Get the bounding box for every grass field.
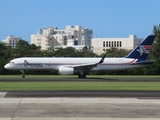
[0,82,160,91]
[0,75,160,79]
[0,75,160,91]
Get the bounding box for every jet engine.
[58,67,74,75]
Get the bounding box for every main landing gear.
[78,70,86,78]
[20,70,25,78]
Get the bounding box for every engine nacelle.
[58,67,74,75]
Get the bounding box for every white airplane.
[4,35,155,78]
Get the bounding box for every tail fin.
[125,35,155,59]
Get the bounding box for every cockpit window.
[9,61,14,64]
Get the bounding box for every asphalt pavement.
[0,77,160,82]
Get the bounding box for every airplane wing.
[70,55,106,70]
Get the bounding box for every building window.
[111,41,113,47]
[103,49,105,51]
[114,41,116,47]
[103,41,105,47]
[117,41,119,47]
[106,41,108,47]
[120,41,122,47]
[109,41,111,47]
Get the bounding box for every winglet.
[98,54,106,64]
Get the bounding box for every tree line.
[1,24,160,75]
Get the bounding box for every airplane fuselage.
[5,57,146,71]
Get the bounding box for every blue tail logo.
[137,45,152,56]
[126,35,155,59]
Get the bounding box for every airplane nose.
[4,64,9,69]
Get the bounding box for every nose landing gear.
[20,70,25,78]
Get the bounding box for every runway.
[0,97,160,120]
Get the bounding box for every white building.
[31,25,93,50]
[91,35,143,55]
[31,27,57,50]
[2,35,22,48]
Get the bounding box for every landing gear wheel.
[78,70,87,78]
[78,74,82,78]
[22,75,25,78]
[20,70,25,78]
[78,73,86,78]
[83,75,86,78]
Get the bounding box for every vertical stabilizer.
[125,35,155,59]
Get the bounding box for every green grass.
[0,75,160,79]
[0,82,160,91]
[0,75,160,91]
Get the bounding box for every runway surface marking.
[0,92,7,98]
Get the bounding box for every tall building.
[81,28,93,45]
[2,35,22,48]
[31,27,57,50]
[91,35,143,55]
[31,25,93,50]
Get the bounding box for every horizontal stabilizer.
[132,60,154,65]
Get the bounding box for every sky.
[0,0,160,43]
